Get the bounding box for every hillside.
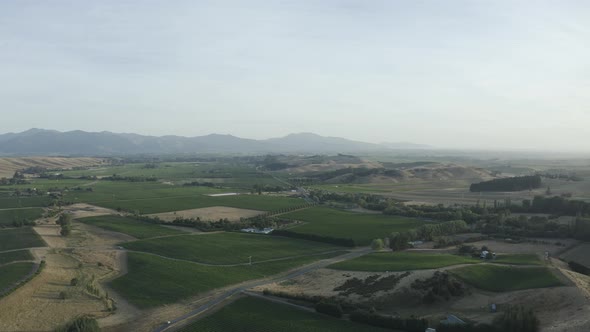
[0,129,430,156]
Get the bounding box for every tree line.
[470,175,542,192]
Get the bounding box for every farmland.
[561,243,590,269]
[0,262,35,292]
[93,193,305,214]
[0,208,44,226]
[77,215,186,239]
[0,227,46,251]
[0,250,34,265]
[329,252,478,272]
[178,296,389,332]
[121,232,342,265]
[111,251,344,308]
[493,254,542,266]
[450,265,562,292]
[282,207,425,246]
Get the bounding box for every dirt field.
[253,264,590,332]
[149,206,264,222]
[0,157,106,178]
[466,238,578,256]
[63,203,118,219]
[0,219,140,331]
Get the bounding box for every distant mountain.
[0,129,430,156]
[379,141,431,149]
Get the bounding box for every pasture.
[0,208,44,226]
[450,265,562,292]
[0,250,34,265]
[77,215,186,239]
[282,207,425,246]
[178,296,389,332]
[111,251,343,308]
[329,252,478,272]
[0,227,46,251]
[0,262,35,292]
[122,232,341,265]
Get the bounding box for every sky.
[0,0,589,151]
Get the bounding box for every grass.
[0,250,34,265]
[0,227,46,251]
[450,265,563,292]
[77,215,186,239]
[329,252,478,272]
[492,254,542,266]
[0,196,52,209]
[122,232,341,264]
[0,262,35,291]
[0,208,45,226]
[111,251,344,308]
[282,207,425,246]
[178,296,389,332]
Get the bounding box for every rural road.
[153,247,373,332]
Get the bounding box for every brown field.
[148,206,264,222]
[0,221,139,331]
[0,157,106,178]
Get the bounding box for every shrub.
[493,305,539,332]
[54,316,100,332]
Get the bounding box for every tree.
[371,238,384,250]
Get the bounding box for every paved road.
[153,247,372,332]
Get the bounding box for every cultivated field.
[149,206,263,222]
[560,243,590,268]
[0,250,34,265]
[178,296,389,332]
[0,227,46,251]
[0,208,44,226]
[111,251,344,308]
[0,262,35,292]
[121,232,342,265]
[78,215,186,239]
[0,157,105,178]
[282,207,425,245]
[329,252,478,272]
[451,265,563,292]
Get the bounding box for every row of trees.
[389,220,468,250]
[470,175,542,192]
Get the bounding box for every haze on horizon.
[1,1,589,152]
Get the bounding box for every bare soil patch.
[466,238,577,256]
[149,206,264,222]
[0,157,105,178]
[63,203,118,219]
[0,249,109,331]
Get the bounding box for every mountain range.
[0,129,430,156]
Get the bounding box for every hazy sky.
[1,1,589,150]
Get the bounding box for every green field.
[493,254,542,266]
[60,162,286,188]
[0,208,44,226]
[0,227,46,251]
[0,262,35,292]
[0,250,34,265]
[0,196,51,209]
[451,265,562,292]
[122,232,341,265]
[329,252,478,272]
[282,207,425,246]
[111,251,344,308]
[90,192,305,214]
[78,215,186,239]
[178,296,389,332]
